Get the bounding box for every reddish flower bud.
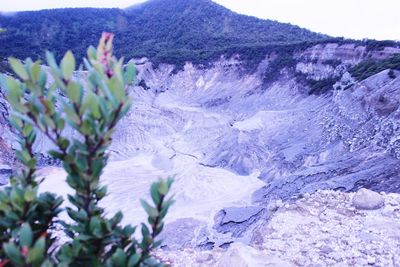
[21,246,29,257]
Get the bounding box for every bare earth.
[156,190,400,267]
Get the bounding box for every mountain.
[1,0,400,261]
[0,0,328,65]
[18,43,400,254]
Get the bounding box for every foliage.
[0,0,328,68]
[0,58,11,74]
[349,54,400,81]
[0,33,173,266]
[321,59,342,67]
[264,50,297,83]
[363,39,400,51]
[294,71,340,95]
[388,69,396,79]
[306,77,340,95]
[1,0,399,73]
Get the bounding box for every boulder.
[352,188,384,210]
[0,165,11,186]
[214,206,265,237]
[157,218,206,250]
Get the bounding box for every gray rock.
[381,205,397,216]
[0,176,8,185]
[353,188,384,210]
[367,255,376,265]
[157,218,206,250]
[221,206,264,224]
[0,166,11,185]
[319,245,334,254]
[214,206,265,237]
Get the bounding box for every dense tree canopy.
[0,0,328,66]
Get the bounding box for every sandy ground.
[39,152,265,227]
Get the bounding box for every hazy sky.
[1,0,399,41]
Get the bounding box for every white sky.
[0,0,399,41]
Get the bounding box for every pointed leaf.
[128,254,141,267]
[66,81,82,103]
[61,51,76,80]
[9,58,29,80]
[19,223,33,247]
[124,62,136,85]
[3,243,24,265]
[140,199,158,218]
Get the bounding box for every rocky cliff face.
[1,42,400,251]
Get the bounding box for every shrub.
[388,69,396,79]
[264,52,297,83]
[350,54,400,81]
[0,33,174,266]
[306,77,339,95]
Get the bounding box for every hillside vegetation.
[350,54,400,81]
[0,0,328,66]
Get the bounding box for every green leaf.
[22,123,33,137]
[24,189,36,202]
[5,76,24,109]
[141,199,158,218]
[89,216,102,236]
[61,51,76,80]
[167,176,174,188]
[120,99,132,117]
[3,243,24,265]
[27,238,45,265]
[27,247,44,266]
[9,57,29,80]
[38,71,47,88]
[150,183,160,204]
[56,118,66,131]
[43,115,56,130]
[154,223,164,236]
[124,62,136,85]
[34,237,45,252]
[143,257,162,266]
[153,240,163,248]
[64,105,81,125]
[19,223,33,247]
[97,75,119,107]
[16,149,32,165]
[31,61,41,82]
[46,51,59,73]
[110,211,123,226]
[111,248,127,266]
[141,223,150,238]
[26,159,37,170]
[48,150,64,160]
[58,138,70,150]
[157,180,169,196]
[96,185,107,199]
[84,91,101,118]
[107,76,125,102]
[87,46,97,61]
[128,253,141,267]
[66,81,83,103]
[67,208,88,222]
[5,75,22,94]
[80,119,92,135]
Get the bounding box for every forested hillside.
[0,0,328,65]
